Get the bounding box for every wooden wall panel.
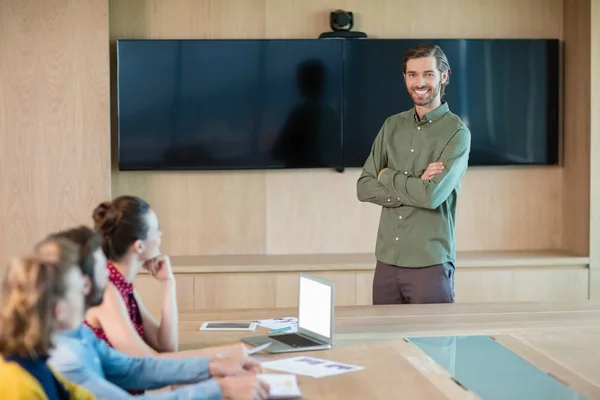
[562,0,591,257]
[134,266,589,317]
[455,267,589,302]
[264,0,563,39]
[266,167,563,254]
[0,0,110,268]
[590,0,600,298]
[110,0,571,257]
[265,170,379,254]
[114,172,267,255]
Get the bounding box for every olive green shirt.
[356,102,471,268]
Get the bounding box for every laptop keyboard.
[270,333,322,348]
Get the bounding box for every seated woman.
[0,241,94,399]
[85,195,245,360]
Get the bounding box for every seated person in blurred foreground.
[39,226,270,400]
[0,242,94,399]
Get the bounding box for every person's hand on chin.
[143,255,174,282]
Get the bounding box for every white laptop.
[241,273,335,353]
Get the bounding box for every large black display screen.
[343,39,560,167]
[116,38,560,170]
[117,39,343,170]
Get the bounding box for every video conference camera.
[319,10,367,39]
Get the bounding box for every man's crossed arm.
[378,128,470,210]
[357,126,470,210]
[356,122,403,208]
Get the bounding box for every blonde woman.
[0,239,94,399]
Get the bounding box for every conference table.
[178,302,600,399]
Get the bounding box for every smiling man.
[357,43,471,305]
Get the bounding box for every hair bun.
[92,201,120,236]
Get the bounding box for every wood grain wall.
[563,0,591,257]
[590,0,600,298]
[0,0,594,308]
[0,0,110,270]
[110,0,578,257]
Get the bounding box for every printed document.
[262,356,364,378]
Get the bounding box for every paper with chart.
[258,374,302,399]
[261,356,364,378]
[255,317,298,333]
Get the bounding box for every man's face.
[404,56,448,107]
[55,267,87,331]
[86,248,108,308]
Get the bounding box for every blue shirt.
[48,324,222,400]
[5,355,70,400]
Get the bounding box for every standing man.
[357,43,471,305]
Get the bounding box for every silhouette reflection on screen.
[272,59,339,168]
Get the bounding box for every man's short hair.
[36,225,102,279]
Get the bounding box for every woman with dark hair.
[0,242,93,399]
[85,195,246,363]
[85,195,178,361]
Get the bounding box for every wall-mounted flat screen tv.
[343,39,560,168]
[116,38,560,171]
[116,39,344,170]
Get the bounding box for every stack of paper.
[258,373,302,399]
[262,356,364,379]
[255,317,298,333]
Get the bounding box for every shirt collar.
[59,324,86,339]
[107,262,134,295]
[412,101,450,124]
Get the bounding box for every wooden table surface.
[179,302,600,399]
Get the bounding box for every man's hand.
[218,375,270,400]
[420,162,444,180]
[377,167,389,180]
[236,356,263,374]
[209,356,263,377]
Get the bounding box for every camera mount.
[319,10,367,39]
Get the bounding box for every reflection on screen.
[298,276,332,338]
[117,39,343,170]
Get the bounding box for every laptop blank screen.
[298,276,332,338]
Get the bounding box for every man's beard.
[409,82,441,107]
[86,285,105,308]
